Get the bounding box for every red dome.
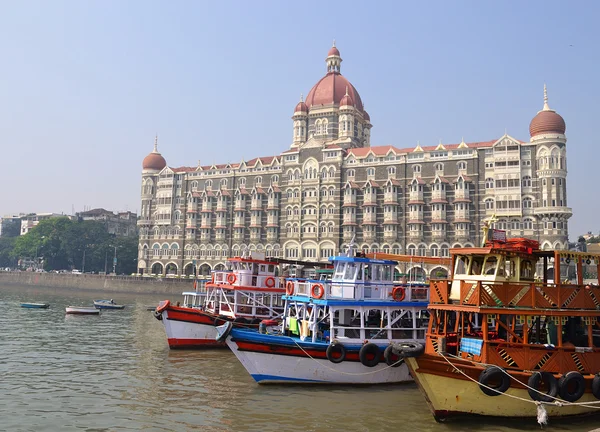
[143,152,166,171]
[529,110,566,137]
[305,73,364,112]
[340,93,353,107]
[328,46,340,57]
[294,100,308,113]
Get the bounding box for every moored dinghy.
[93,299,125,310]
[21,302,50,309]
[66,306,100,315]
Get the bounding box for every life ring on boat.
[478,366,510,396]
[311,284,325,299]
[392,286,406,302]
[326,341,346,364]
[227,273,237,284]
[359,343,381,368]
[265,276,276,288]
[156,300,170,313]
[592,374,600,399]
[527,371,558,402]
[384,345,403,367]
[559,371,586,402]
[285,281,294,295]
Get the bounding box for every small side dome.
[327,46,340,57]
[294,100,308,113]
[340,92,353,107]
[142,136,167,171]
[363,110,370,122]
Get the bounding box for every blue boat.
[21,302,50,309]
[93,299,125,310]
[216,242,427,384]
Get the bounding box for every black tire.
[359,343,381,367]
[592,374,600,399]
[153,311,163,321]
[391,341,425,358]
[559,371,586,402]
[215,321,233,343]
[326,342,346,364]
[528,371,558,402]
[384,345,403,367]
[478,366,510,396]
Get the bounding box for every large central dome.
[304,44,364,113]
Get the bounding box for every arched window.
[430,244,439,257]
[239,178,246,186]
[407,245,416,256]
[347,169,355,178]
[457,161,467,170]
[485,178,494,189]
[367,168,375,177]
[523,197,533,208]
[413,165,421,174]
[523,218,534,230]
[485,198,494,210]
[388,166,396,175]
[206,180,212,188]
[323,119,329,135]
[522,176,532,187]
[220,178,228,188]
[440,244,449,257]
[315,120,322,135]
[255,176,262,185]
[434,163,444,172]
[418,244,427,256]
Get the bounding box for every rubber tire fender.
[478,366,510,396]
[359,343,381,368]
[326,342,346,364]
[391,341,425,358]
[592,374,600,399]
[558,371,586,402]
[528,371,558,402]
[384,345,403,367]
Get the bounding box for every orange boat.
[397,228,600,424]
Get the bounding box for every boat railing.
[430,278,600,310]
[287,278,429,302]
[211,270,285,290]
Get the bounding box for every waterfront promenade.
[0,271,195,295]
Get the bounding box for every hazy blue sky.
[1,1,598,238]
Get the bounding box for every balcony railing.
[287,279,429,302]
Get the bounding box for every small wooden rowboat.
[65,306,100,315]
[21,302,50,309]
[93,299,125,310]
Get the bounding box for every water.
[1,284,599,432]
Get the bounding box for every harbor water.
[2,284,600,432]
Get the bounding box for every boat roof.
[330,255,398,265]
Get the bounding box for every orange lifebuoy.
[211,273,215,284]
[265,276,276,288]
[286,281,294,295]
[227,273,237,284]
[311,283,325,299]
[392,286,406,302]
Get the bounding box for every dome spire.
[543,83,550,111]
[153,134,158,153]
[300,93,303,102]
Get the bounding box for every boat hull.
[94,304,125,310]
[21,303,49,309]
[161,308,226,348]
[65,307,100,315]
[405,356,600,420]
[226,330,413,384]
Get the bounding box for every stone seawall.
[0,272,198,296]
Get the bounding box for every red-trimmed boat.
[399,228,600,424]
[155,252,316,349]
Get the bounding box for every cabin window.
[484,256,498,275]
[455,256,469,275]
[268,265,275,273]
[344,263,356,280]
[260,265,266,272]
[470,257,484,276]
[520,260,534,280]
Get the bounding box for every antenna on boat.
[481,213,498,247]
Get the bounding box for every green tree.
[0,237,16,267]
[1,219,20,237]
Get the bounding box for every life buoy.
[326,342,346,364]
[265,276,276,288]
[392,286,406,302]
[227,273,237,284]
[384,345,403,367]
[528,371,558,402]
[359,343,381,367]
[559,371,586,402]
[593,374,600,400]
[478,366,510,396]
[156,300,170,313]
[311,284,325,299]
[285,281,294,295]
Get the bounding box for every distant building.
[77,208,138,237]
[0,214,23,237]
[20,213,67,235]
[137,43,572,277]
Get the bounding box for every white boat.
[21,302,50,309]
[93,299,125,309]
[65,306,100,315]
[217,243,429,384]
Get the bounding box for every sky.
[1,1,598,239]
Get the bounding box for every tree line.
[0,217,138,275]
